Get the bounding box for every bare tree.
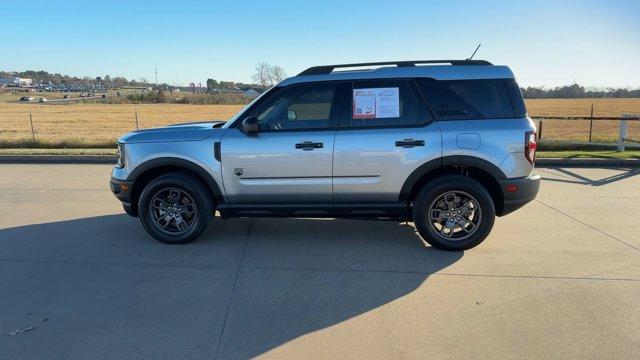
[252,62,271,86]
[252,62,287,86]
[269,65,286,84]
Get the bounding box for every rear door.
[333,79,442,206]
[221,82,340,205]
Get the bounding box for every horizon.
[2,0,639,88]
[3,68,640,91]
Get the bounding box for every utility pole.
[154,67,158,87]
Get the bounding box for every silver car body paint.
[332,123,442,202]
[220,128,336,203]
[112,64,535,209]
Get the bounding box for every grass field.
[0,103,243,147]
[526,98,640,143]
[0,98,639,148]
[525,98,640,117]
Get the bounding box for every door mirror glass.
[287,109,297,121]
[242,116,259,134]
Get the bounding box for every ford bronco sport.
[110,60,540,251]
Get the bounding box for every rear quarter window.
[504,78,527,118]
[418,79,516,120]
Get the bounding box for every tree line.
[521,83,640,99]
[0,70,148,86]
[8,69,638,99]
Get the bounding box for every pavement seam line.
[0,257,237,270]
[535,199,640,252]
[1,256,638,282]
[214,218,252,360]
[240,265,640,282]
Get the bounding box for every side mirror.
[287,109,297,121]
[241,116,259,134]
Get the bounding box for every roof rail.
[298,60,493,76]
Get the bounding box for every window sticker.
[353,87,400,119]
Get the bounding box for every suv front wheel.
[413,175,495,251]
[138,173,212,244]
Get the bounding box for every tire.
[138,173,213,244]
[413,175,495,251]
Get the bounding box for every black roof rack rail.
[298,60,492,76]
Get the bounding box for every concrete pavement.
[0,165,638,359]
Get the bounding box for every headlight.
[116,143,125,168]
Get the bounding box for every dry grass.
[1,98,639,147]
[0,103,243,147]
[525,98,640,117]
[525,98,640,143]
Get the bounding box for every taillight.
[525,131,537,165]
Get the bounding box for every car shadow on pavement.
[539,167,640,186]
[0,214,463,359]
[219,217,464,359]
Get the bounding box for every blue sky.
[2,0,639,88]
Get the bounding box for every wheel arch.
[399,156,505,215]
[127,157,224,216]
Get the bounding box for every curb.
[0,155,639,167]
[0,155,117,164]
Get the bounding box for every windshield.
[221,87,275,129]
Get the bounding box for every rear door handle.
[395,139,425,148]
[295,141,324,150]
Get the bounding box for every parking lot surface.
[1,164,639,359]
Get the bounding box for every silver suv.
[110,60,540,251]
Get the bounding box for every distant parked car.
[39,97,48,102]
[101,94,106,98]
[19,96,31,102]
[63,95,69,99]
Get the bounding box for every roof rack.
[298,60,493,76]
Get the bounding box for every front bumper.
[110,177,137,217]
[496,173,541,216]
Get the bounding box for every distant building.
[0,76,32,87]
[243,88,260,98]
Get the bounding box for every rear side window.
[418,79,515,120]
[342,80,432,128]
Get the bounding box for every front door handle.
[395,139,425,148]
[295,141,324,150]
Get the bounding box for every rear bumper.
[110,178,137,217]
[496,173,541,216]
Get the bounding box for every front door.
[221,82,341,206]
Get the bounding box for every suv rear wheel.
[138,173,212,244]
[413,175,495,251]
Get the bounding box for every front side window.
[253,83,337,131]
[343,80,431,128]
[418,79,515,119]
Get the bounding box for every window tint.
[254,83,337,131]
[418,79,515,119]
[343,80,431,128]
